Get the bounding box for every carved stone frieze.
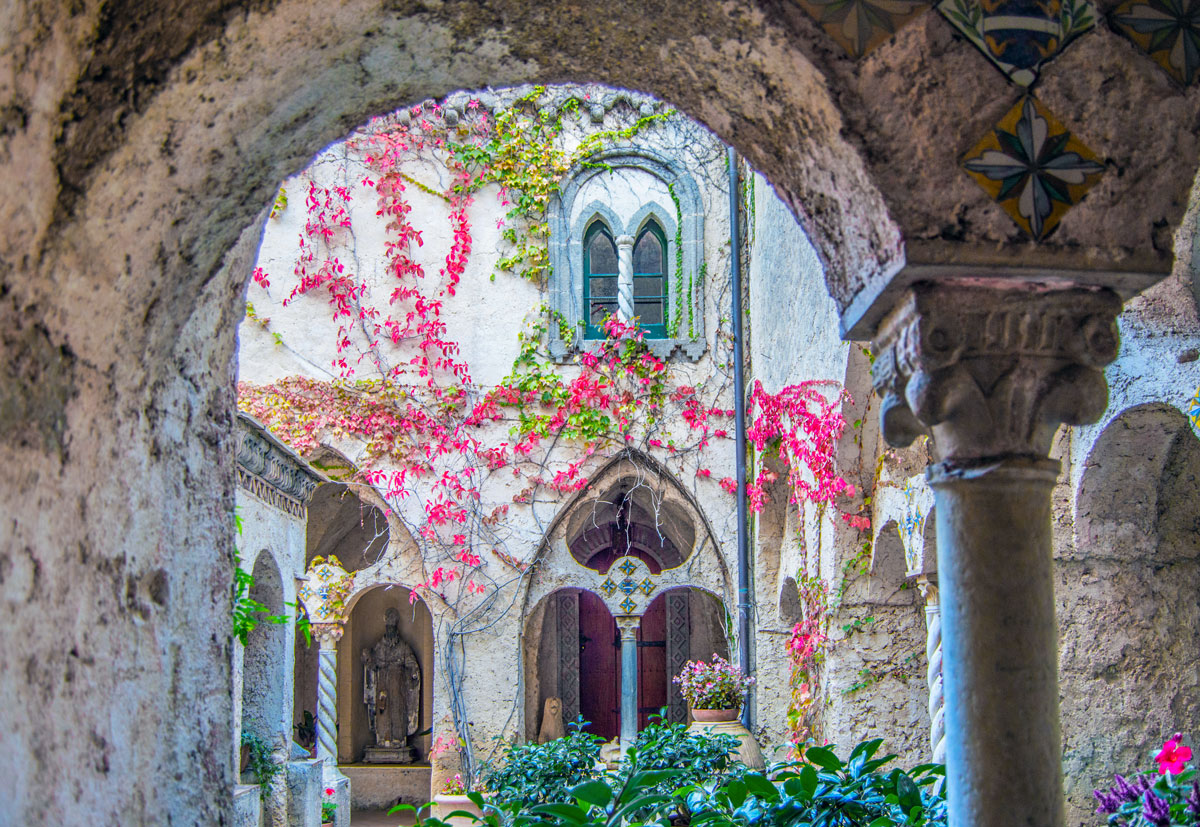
[871,283,1121,466]
[235,413,323,514]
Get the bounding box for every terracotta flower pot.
[687,708,766,770]
[690,708,740,723]
[431,793,483,826]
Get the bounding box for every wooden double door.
[569,589,691,741]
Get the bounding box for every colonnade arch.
[1059,404,1200,814]
[242,550,289,745]
[8,2,1200,822]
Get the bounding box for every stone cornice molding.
[871,283,1122,468]
[235,413,325,516]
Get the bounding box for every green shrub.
[688,739,946,827]
[480,719,605,807]
[616,714,744,802]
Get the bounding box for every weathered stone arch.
[7,1,1200,822]
[1059,403,1200,819]
[243,549,288,744]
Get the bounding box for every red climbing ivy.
[238,87,867,758]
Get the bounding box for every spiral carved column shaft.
[313,623,344,782]
[918,577,945,764]
[872,283,1122,827]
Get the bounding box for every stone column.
[615,615,640,752]
[872,283,1121,827]
[312,623,346,782]
[916,576,945,765]
[616,235,635,322]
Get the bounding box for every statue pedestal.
[363,745,416,764]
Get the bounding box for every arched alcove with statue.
[334,583,435,811]
[292,480,391,758]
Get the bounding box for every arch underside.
[5,1,1200,823]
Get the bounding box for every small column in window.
[616,235,635,323]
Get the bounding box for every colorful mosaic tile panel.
[938,0,1097,86]
[298,559,351,622]
[638,578,656,596]
[620,596,637,614]
[792,0,933,57]
[618,559,638,576]
[1111,0,1200,86]
[600,578,617,596]
[962,96,1105,240]
[1188,385,1200,432]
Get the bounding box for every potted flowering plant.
[1094,733,1200,826]
[674,655,756,722]
[430,773,484,826]
[321,786,336,826]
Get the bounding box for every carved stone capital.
[312,622,345,647]
[614,615,640,641]
[871,284,1121,467]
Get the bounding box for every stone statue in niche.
[362,607,421,763]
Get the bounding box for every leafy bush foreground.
[397,727,946,827]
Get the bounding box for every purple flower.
[1142,791,1171,827]
[1187,781,1200,820]
[1093,789,1122,814]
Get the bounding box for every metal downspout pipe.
[728,147,753,730]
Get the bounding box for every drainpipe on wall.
[728,147,753,730]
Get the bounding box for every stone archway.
[1059,404,1200,821]
[242,550,288,745]
[7,1,1200,821]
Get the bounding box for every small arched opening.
[337,585,434,766]
[242,550,288,745]
[1061,404,1200,813]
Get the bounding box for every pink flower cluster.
[673,654,755,710]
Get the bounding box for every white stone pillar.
[871,283,1121,827]
[616,235,634,323]
[615,615,639,752]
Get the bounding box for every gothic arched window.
[632,221,667,339]
[584,222,618,339]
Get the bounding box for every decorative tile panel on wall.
[791,0,933,57]
[938,0,1097,86]
[962,96,1105,240]
[1188,385,1200,432]
[1110,0,1200,86]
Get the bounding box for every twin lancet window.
[583,220,668,340]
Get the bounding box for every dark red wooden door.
[637,597,667,729]
[578,590,620,740]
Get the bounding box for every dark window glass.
[591,276,617,298]
[635,300,663,325]
[590,301,617,324]
[588,232,618,274]
[634,231,664,275]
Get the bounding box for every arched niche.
[866,519,915,606]
[335,585,434,764]
[560,457,700,574]
[294,481,392,750]
[1059,404,1200,813]
[524,588,620,742]
[640,587,730,727]
[242,550,288,745]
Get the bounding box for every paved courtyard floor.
[351,808,418,826]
